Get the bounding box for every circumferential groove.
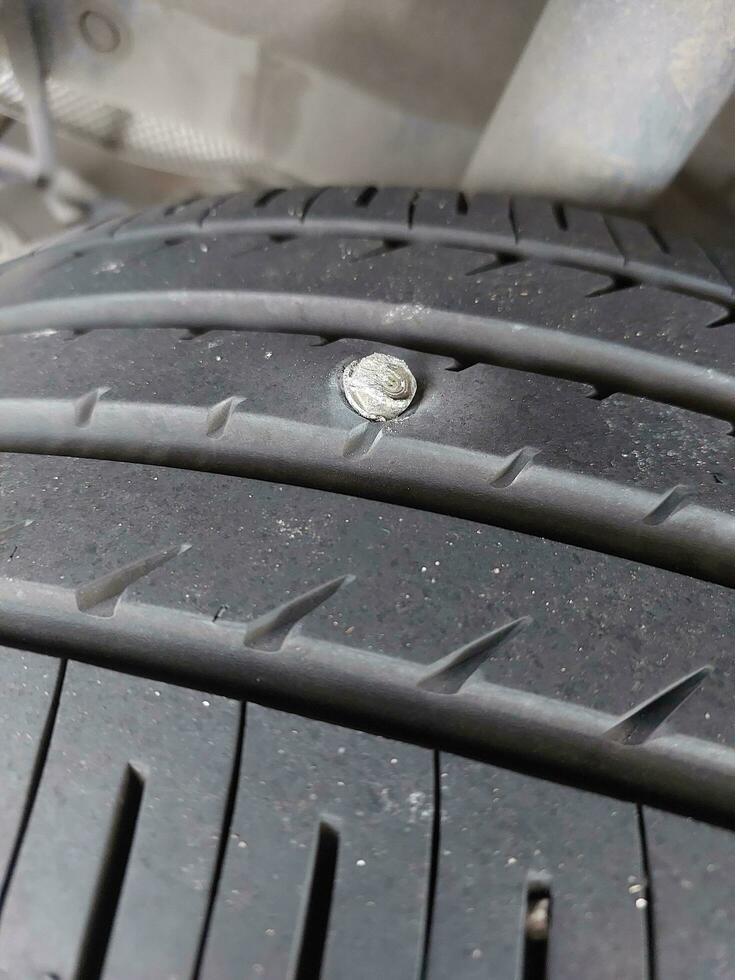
[643,485,696,525]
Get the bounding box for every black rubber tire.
[0,186,734,978]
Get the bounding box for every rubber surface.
[0,187,734,977]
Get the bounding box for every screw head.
[341,353,417,421]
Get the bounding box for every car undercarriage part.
[0,0,734,223]
[463,0,735,206]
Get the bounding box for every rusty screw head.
[341,353,417,421]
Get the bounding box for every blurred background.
[0,0,734,257]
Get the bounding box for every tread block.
[199,704,433,980]
[15,187,735,309]
[4,438,735,744]
[562,205,624,262]
[606,216,729,287]
[644,807,735,979]
[0,662,240,980]
[0,644,59,888]
[563,279,729,363]
[703,243,735,294]
[108,195,221,237]
[426,756,647,979]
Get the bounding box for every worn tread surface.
[0,189,734,976]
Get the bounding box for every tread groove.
[75,543,191,616]
[300,188,327,222]
[508,198,519,241]
[73,763,145,980]
[551,202,568,232]
[0,518,33,541]
[341,421,384,458]
[163,197,199,217]
[522,878,552,980]
[109,212,140,239]
[196,195,231,227]
[464,253,523,276]
[407,190,420,229]
[642,485,696,525]
[354,186,377,207]
[206,396,243,438]
[606,667,712,745]
[647,225,670,255]
[348,240,409,263]
[74,387,110,427]
[601,215,627,264]
[635,803,658,980]
[419,751,441,980]
[243,575,354,651]
[254,188,285,208]
[491,447,541,489]
[191,702,246,980]
[585,275,638,298]
[292,819,340,980]
[418,618,531,694]
[636,805,658,980]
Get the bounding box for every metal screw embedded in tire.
[341,353,417,421]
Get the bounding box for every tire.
[0,186,733,978]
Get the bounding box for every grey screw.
[79,9,121,53]
[341,353,417,422]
